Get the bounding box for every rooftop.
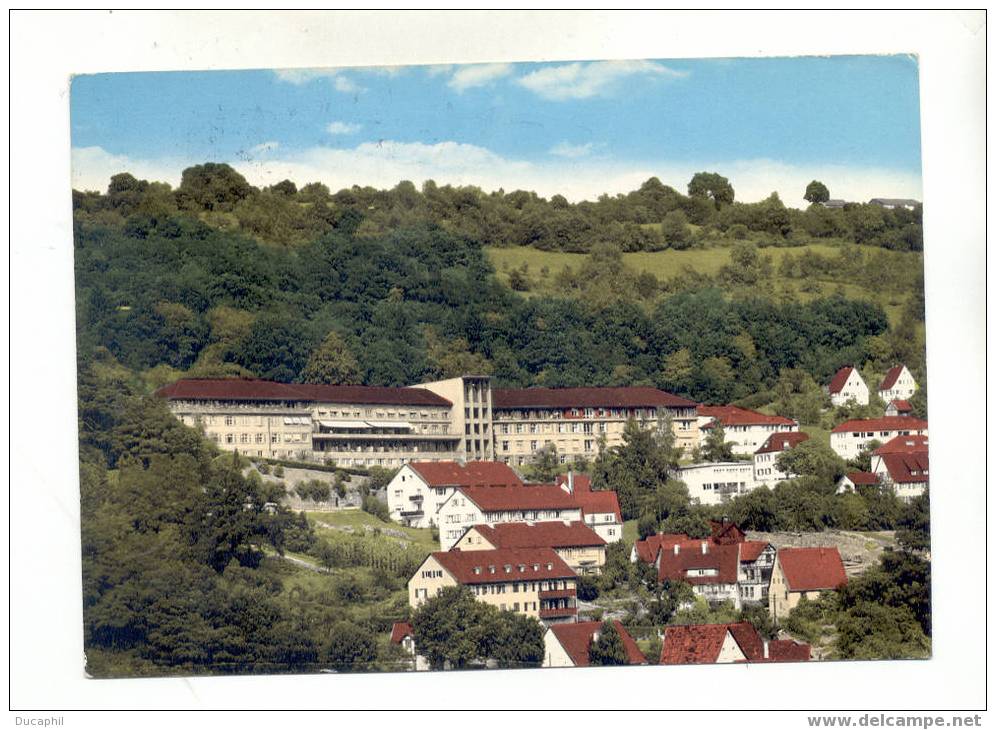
[429,547,576,585]
[472,521,606,549]
[408,461,523,488]
[155,378,452,407]
[550,621,647,667]
[699,405,797,428]
[493,386,697,410]
[755,431,811,455]
[831,416,928,434]
[777,547,848,592]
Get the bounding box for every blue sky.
[71,55,922,205]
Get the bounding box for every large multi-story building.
[830,416,928,459]
[156,376,698,469]
[698,405,799,455]
[492,386,700,465]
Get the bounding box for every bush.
[576,574,600,602]
[362,495,390,522]
[256,462,270,475]
[273,465,284,478]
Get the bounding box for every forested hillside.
[73,163,925,407]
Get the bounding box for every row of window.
[498,439,595,453]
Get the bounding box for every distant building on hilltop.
[868,198,921,210]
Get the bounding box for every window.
[225,434,234,444]
[224,416,234,426]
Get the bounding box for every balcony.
[399,508,424,517]
[538,589,576,600]
[539,607,577,620]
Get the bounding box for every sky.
[70,55,923,206]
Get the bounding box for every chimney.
[701,540,708,554]
[673,544,680,555]
[763,641,770,660]
[566,470,574,495]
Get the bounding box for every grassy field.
[486,243,917,326]
[305,509,438,551]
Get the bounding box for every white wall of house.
[692,582,742,610]
[716,631,749,663]
[678,462,756,505]
[436,494,486,549]
[752,450,797,486]
[830,370,870,406]
[705,423,800,456]
[830,425,928,459]
[878,366,917,403]
[542,630,577,668]
[387,465,432,528]
[583,512,623,543]
[870,455,928,503]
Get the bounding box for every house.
[453,521,607,575]
[436,485,583,550]
[769,547,848,621]
[676,461,756,505]
[556,473,624,543]
[389,622,429,671]
[709,519,748,545]
[657,539,742,609]
[542,621,647,668]
[829,416,928,459]
[737,539,777,605]
[659,622,811,664]
[836,471,881,493]
[878,365,918,403]
[753,431,811,486]
[408,547,578,624]
[827,366,869,406]
[870,435,929,503]
[868,198,920,210]
[630,533,690,563]
[698,405,799,455]
[885,399,913,417]
[492,386,700,465]
[822,199,850,210]
[386,460,522,528]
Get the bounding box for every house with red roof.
[885,399,913,417]
[827,366,870,407]
[408,547,578,625]
[386,460,523,528]
[676,460,757,505]
[769,547,848,621]
[660,622,811,665]
[830,416,928,459]
[436,484,583,550]
[543,620,647,667]
[556,473,624,543]
[753,431,811,486]
[491,385,700,466]
[657,539,743,608]
[877,365,918,404]
[453,521,607,575]
[698,405,799,455]
[389,622,430,671]
[836,471,882,494]
[870,435,929,502]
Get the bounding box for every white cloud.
[326,121,362,135]
[249,141,280,155]
[71,144,922,208]
[517,60,688,101]
[272,68,363,93]
[549,141,595,159]
[448,63,513,92]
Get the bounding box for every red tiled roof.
[457,484,581,513]
[739,540,772,563]
[660,623,809,664]
[828,366,857,394]
[155,378,452,406]
[657,541,740,585]
[660,622,761,664]
[390,622,413,643]
[777,548,848,592]
[877,452,930,484]
[493,386,697,409]
[878,365,907,391]
[550,621,647,667]
[845,471,881,486]
[633,533,689,563]
[555,473,593,493]
[765,639,812,662]
[755,431,810,455]
[888,399,912,413]
[408,461,523,488]
[430,547,576,585]
[873,435,928,454]
[472,521,606,549]
[831,416,928,434]
[699,405,797,428]
[573,490,623,523]
[710,520,746,545]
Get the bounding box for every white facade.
[677,462,757,505]
[871,455,928,503]
[542,630,577,668]
[436,490,583,550]
[582,512,623,543]
[385,464,458,529]
[830,369,869,406]
[830,421,928,459]
[878,366,917,403]
[753,450,800,486]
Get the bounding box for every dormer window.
[546,563,553,570]
[504,565,512,573]
[473,567,481,575]
[489,566,496,574]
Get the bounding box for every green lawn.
[305,509,439,551]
